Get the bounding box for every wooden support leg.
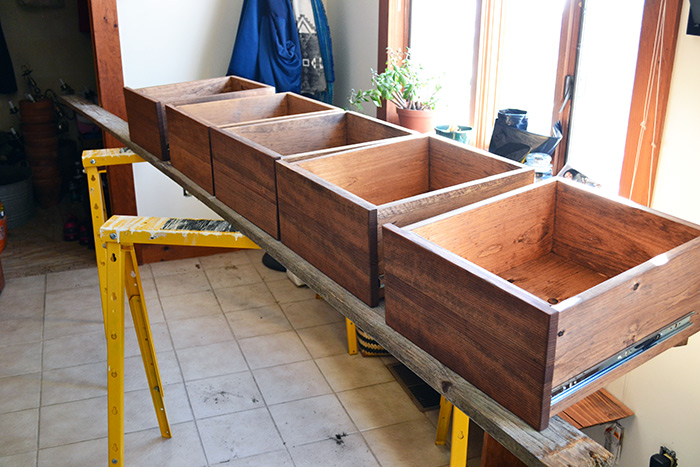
[123,246,171,438]
[346,318,358,355]
[436,395,454,445]
[85,164,109,333]
[105,241,126,466]
[450,407,470,467]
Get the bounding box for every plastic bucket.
[496,109,528,130]
[0,166,35,228]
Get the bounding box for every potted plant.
[349,48,441,133]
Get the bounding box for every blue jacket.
[227,0,302,93]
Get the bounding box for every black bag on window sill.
[489,120,562,163]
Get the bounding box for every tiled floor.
[0,249,483,466]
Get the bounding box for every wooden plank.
[552,235,700,388]
[549,0,582,175]
[277,160,380,306]
[619,0,682,205]
[428,137,524,190]
[554,182,700,277]
[230,112,350,155]
[88,0,137,217]
[124,77,274,160]
[166,105,215,194]
[123,88,166,159]
[557,389,633,429]
[377,0,410,124]
[384,224,558,430]
[58,94,615,466]
[497,252,608,305]
[411,182,556,275]
[297,137,430,206]
[210,127,280,238]
[482,433,527,467]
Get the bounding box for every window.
[409,0,566,141]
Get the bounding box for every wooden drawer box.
[210,111,415,239]
[383,179,700,430]
[124,76,274,160]
[166,93,340,194]
[276,134,535,306]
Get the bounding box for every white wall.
[582,2,700,464]
[119,0,376,216]
[324,0,378,116]
[117,0,244,218]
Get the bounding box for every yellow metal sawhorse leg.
[435,395,470,467]
[84,149,259,466]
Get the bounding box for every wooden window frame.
[619,0,683,206]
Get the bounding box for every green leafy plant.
[349,48,441,111]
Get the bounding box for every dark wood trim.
[88,0,137,217]
[550,0,583,174]
[619,0,682,205]
[377,0,411,124]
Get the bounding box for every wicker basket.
[356,327,390,357]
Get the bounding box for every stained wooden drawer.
[211,111,415,239]
[276,134,535,306]
[166,93,340,194]
[383,179,700,430]
[124,76,274,161]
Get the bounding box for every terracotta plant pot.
[396,108,435,133]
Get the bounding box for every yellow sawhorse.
[83,149,259,466]
[100,215,259,465]
[435,396,471,467]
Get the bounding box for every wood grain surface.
[384,224,558,430]
[124,76,274,160]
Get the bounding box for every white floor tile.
[176,340,248,382]
[238,331,311,369]
[214,282,277,313]
[269,394,357,447]
[0,408,39,457]
[337,381,424,431]
[186,371,264,419]
[0,342,42,377]
[160,290,222,321]
[316,353,394,392]
[205,263,263,290]
[253,360,331,405]
[197,408,285,464]
[0,373,41,414]
[281,297,344,329]
[167,315,233,350]
[225,304,292,339]
[362,418,451,467]
[288,433,380,467]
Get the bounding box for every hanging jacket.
[310,0,334,104]
[0,17,17,94]
[227,0,302,93]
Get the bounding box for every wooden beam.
[550,0,583,175]
[88,0,137,217]
[619,0,682,206]
[377,0,411,124]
